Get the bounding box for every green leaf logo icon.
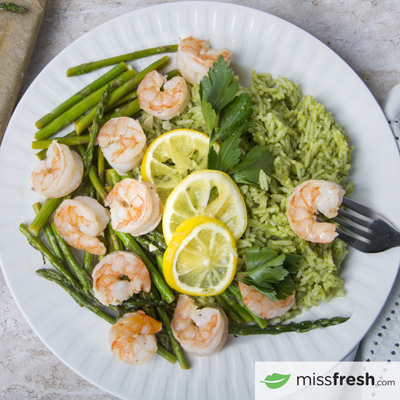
[260,373,291,389]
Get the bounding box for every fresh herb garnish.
[0,2,27,13]
[200,56,273,185]
[230,145,273,184]
[235,245,300,301]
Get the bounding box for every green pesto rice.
[138,71,353,323]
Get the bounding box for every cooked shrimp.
[238,282,295,319]
[104,178,162,236]
[54,196,110,255]
[92,251,151,306]
[137,70,190,120]
[176,36,232,84]
[109,311,162,365]
[171,295,228,356]
[97,117,147,175]
[286,179,345,243]
[31,140,83,198]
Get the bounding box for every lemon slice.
[162,170,247,244]
[163,216,238,296]
[141,129,218,204]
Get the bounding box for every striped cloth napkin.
[352,85,400,362]
[0,0,46,141]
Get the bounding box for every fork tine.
[337,208,371,228]
[334,197,400,253]
[341,197,377,219]
[332,216,374,239]
[335,229,373,253]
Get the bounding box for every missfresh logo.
[256,362,399,400]
[260,373,291,389]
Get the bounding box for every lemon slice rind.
[162,170,247,244]
[163,216,238,296]
[141,129,217,204]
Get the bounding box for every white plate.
[1,2,400,399]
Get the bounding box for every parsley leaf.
[274,275,298,300]
[207,146,219,171]
[284,254,302,264]
[283,255,301,274]
[199,56,274,184]
[234,246,301,302]
[212,128,242,172]
[236,276,276,300]
[200,55,238,112]
[207,93,252,170]
[201,99,216,136]
[284,263,299,275]
[246,246,278,270]
[231,145,274,184]
[216,93,253,141]
[246,263,288,284]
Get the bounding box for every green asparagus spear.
[28,198,62,236]
[29,189,77,237]
[156,255,164,277]
[227,283,268,329]
[107,224,124,252]
[165,69,181,79]
[87,179,97,199]
[36,269,115,324]
[156,329,174,353]
[215,294,244,324]
[135,235,164,257]
[54,218,125,314]
[77,145,108,202]
[83,251,94,275]
[145,231,167,250]
[106,169,122,185]
[97,147,106,185]
[105,169,114,188]
[115,230,175,304]
[51,222,94,296]
[36,148,47,161]
[106,170,174,303]
[149,287,190,370]
[0,2,26,13]
[36,269,176,363]
[32,203,65,263]
[28,186,178,366]
[35,63,128,129]
[67,45,178,76]
[121,293,174,361]
[34,68,137,141]
[75,56,169,134]
[156,344,176,365]
[219,290,252,323]
[112,90,138,109]
[120,171,135,180]
[229,317,350,336]
[32,135,90,150]
[140,291,159,320]
[101,99,141,126]
[83,85,110,175]
[82,183,96,274]
[97,232,108,262]
[19,224,80,288]
[122,299,167,308]
[35,130,79,160]
[109,69,181,109]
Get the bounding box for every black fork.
[332,197,400,253]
